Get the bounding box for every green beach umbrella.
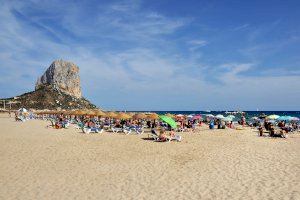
[159,115,177,129]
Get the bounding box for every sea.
[130,111,300,121]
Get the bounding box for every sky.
[0,0,299,111]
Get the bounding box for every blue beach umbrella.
[277,116,292,121]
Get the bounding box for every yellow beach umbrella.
[132,113,147,119]
[105,111,118,118]
[73,110,86,116]
[146,113,159,120]
[94,110,105,117]
[166,113,175,118]
[115,112,131,119]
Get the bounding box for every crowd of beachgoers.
[10,108,300,141]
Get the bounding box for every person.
[278,121,284,128]
[229,121,234,129]
[147,120,151,128]
[258,126,264,137]
[221,120,226,129]
[241,114,246,126]
[216,119,220,129]
[209,120,214,129]
[55,120,62,129]
[264,120,269,130]
[158,128,169,142]
[269,125,275,137]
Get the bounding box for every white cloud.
[188,39,207,51]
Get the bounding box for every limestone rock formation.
[0,59,97,110]
[35,59,82,98]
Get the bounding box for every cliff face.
[0,59,97,110]
[36,60,82,98]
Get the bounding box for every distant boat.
[205,110,211,112]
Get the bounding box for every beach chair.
[129,125,144,134]
[111,127,123,133]
[170,135,182,142]
[47,119,56,128]
[148,129,161,141]
[82,127,103,134]
[62,121,70,129]
[123,126,132,134]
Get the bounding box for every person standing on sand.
[241,114,246,126]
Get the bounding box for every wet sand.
[0,114,299,200]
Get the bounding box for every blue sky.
[0,0,299,111]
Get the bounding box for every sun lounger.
[148,129,159,140]
[170,135,182,142]
[111,127,123,133]
[123,127,132,134]
[82,127,103,134]
[129,126,144,134]
[76,122,84,129]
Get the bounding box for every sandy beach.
[0,114,299,200]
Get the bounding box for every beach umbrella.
[267,114,280,120]
[165,113,175,118]
[215,114,225,119]
[62,110,73,115]
[105,112,118,118]
[187,114,194,119]
[115,112,131,119]
[175,114,185,121]
[205,114,215,118]
[251,116,259,120]
[227,115,235,119]
[222,117,233,122]
[94,110,105,117]
[132,113,147,119]
[159,115,177,129]
[86,110,97,116]
[290,117,299,121]
[73,110,86,115]
[146,113,159,120]
[277,116,292,121]
[259,113,267,119]
[269,120,276,124]
[192,115,202,120]
[47,110,60,115]
[127,112,135,117]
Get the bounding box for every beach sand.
[0,114,299,200]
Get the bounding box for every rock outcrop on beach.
[36,59,82,98]
[0,60,96,110]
